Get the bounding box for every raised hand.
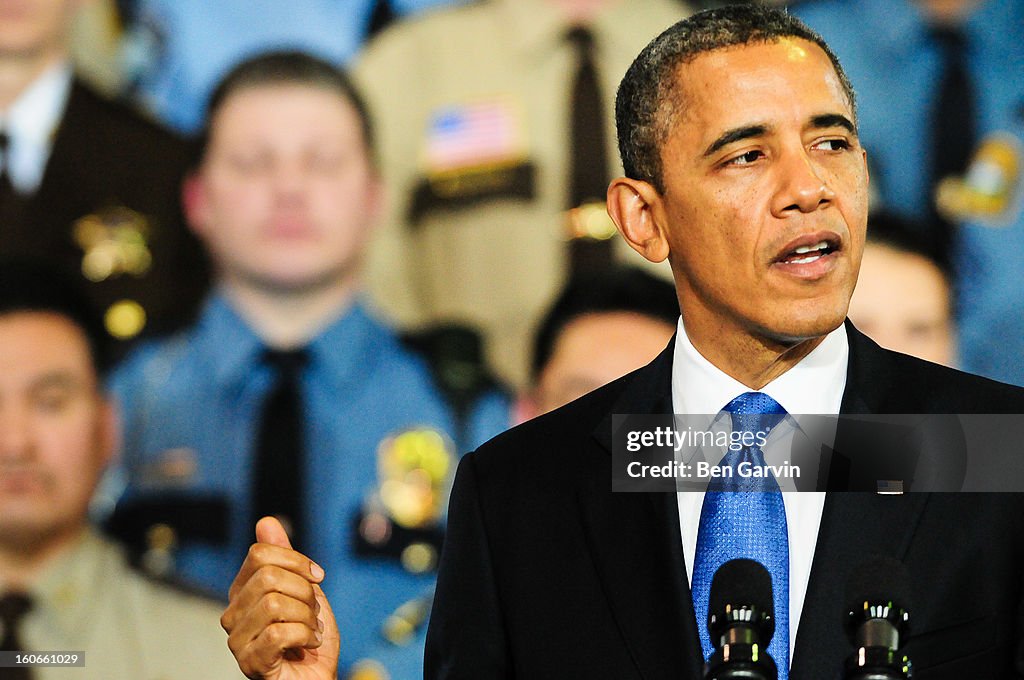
[222,517,341,679]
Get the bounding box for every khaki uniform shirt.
[355,0,687,388]
[12,529,242,680]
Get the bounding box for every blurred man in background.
[107,51,507,679]
[0,259,239,680]
[848,211,955,366]
[355,0,691,389]
[0,0,208,354]
[793,0,1024,384]
[521,267,678,419]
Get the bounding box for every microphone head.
[844,556,912,645]
[708,558,775,644]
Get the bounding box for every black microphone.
[842,557,912,679]
[704,558,778,680]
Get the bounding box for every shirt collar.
[856,0,1015,56]
[193,290,385,391]
[497,0,571,59]
[2,61,72,192]
[191,292,266,388]
[25,528,113,644]
[964,0,1022,55]
[671,316,848,416]
[497,0,678,59]
[306,299,386,392]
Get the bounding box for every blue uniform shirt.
[795,0,1024,385]
[109,293,509,677]
[123,0,466,134]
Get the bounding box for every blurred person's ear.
[362,170,385,232]
[607,178,669,264]
[97,395,120,470]
[514,392,542,424]
[181,172,211,239]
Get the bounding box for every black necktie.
[567,26,615,277]
[0,131,13,193]
[929,23,976,258]
[251,348,309,550]
[0,592,34,680]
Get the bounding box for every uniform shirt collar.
[854,0,1017,55]
[193,290,384,391]
[671,316,848,416]
[22,528,112,645]
[2,61,72,193]
[498,0,683,58]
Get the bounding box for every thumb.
[255,515,292,550]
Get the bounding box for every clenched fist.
[222,517,341,679]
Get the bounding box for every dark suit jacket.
[1,78,208,352]
[426,324,1024,679]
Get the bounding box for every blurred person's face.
[848,242,954,366]
[530,312,675,415]
[0,311,115,552]
[186,84,381,296]
[612,39,868,352]
[0,0,80,60]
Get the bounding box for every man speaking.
[221,5,1024,679]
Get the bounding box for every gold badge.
[73,206,153,282]
[935,132,1022,227]
[375,428,454,530]
[381,593,432,646]
[347,659,390,680]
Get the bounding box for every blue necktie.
[692,392,790,678]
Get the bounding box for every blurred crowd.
[0,0,1020,678]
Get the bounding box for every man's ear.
[181,172,209,239]
[364,169,385,230]
[97,395,120,470]
[607,177,670,263]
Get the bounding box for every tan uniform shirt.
[12,529,242,680]
[355,0,686,388]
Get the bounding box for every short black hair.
[532,267,680,380]
[0,258,110,376]
[615,4,856,193]
[866,210,951,279]
[194,50,376,167]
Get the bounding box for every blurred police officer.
[355,0,692,388]
[108,51,508,679]
[0,0,208,353]
[0,259,240,680]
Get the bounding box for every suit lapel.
[790,323,929,679]
[577,326,932,679]
[790,493,929,678]
[579,341,705,680]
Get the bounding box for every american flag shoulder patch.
[423,98,524,175]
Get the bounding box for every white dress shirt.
[0,61,72,194]
[671,316,848,665]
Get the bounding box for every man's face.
[0,0,78,59]
[0,312,115,550]
[532,311,675,415]
[654,38,868,345]
[849,242,954,366]
[187,84,380,295]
